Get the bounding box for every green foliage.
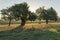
[8,2,29,19]
[28,12,37,21]
[7,2,30,26]
[1,9,14,20]
[36,7,58,24]
[47,7,58,21]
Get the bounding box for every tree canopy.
[36,7,58,24]
[28,12,37,22]
[7,2,30,26]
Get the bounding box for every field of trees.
[0,2,60,40]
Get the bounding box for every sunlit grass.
[0,24,20,31]
[49,28,57,32]
[0,22,60,32]
[24,23,48,30]
[24,23,60,32]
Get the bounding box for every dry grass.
[0,24,20,31]
[24,22,60,32]
[0,22,60,32]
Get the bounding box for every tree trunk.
[39,19,41,24]
[31,21,33,23]
[8,18,11,26]
[55,19,57,22]
[21,17,26,26]
[46,19,48,24]
[31,21,33,27]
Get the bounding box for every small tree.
[36,7,45,24]
[1,9,13,26]
[28,12,37,23]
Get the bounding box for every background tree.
[36,7,58,24]
[1,9,13,26]
[36,7,44,24]
[47,7,58,22]
[28,12,37,23]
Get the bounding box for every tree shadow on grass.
[0,24,60,34]
[0,25,60,40]
[0,25,24,34]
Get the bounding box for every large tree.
[8,2,29,26]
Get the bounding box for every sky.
[0,0,60,17]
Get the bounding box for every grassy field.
[0,22,60,32]
[0,30,60,40]
[0,22,60,40]
[0,24,20,31]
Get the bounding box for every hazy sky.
[0,0,60,17]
